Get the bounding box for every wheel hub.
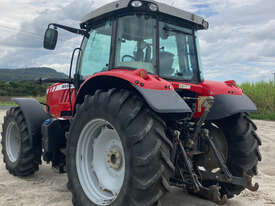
[107,148,122,170]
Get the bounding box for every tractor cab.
[44,0,209,86]
[78,0,208,83]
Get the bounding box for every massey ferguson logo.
[47,84,75,94]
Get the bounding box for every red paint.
[46,83,76,118]
[78,69,173,92]
[171,80,242,96]
[170,80,243,118]
[46,69,243,119]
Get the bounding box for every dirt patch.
[0,111,275,206]
[0,96,12,102]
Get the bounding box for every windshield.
[115,14,157,74]
[159,21,199,81]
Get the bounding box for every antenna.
[171,1,176,6]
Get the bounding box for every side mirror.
[43,28,58,50]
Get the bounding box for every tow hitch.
[174,96,259,205]
[198,126,259,204]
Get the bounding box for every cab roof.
[80,0,209,30]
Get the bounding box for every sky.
[0,0,274,83]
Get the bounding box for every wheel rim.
[5,121,21,163]
[76,119,125,205]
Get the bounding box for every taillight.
[225,80,237,87]
[135,69,148,80]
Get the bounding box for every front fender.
[12,98,51,146]
[207,94,257,120]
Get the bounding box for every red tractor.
[1,0,261,205]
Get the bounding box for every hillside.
[0,67,67,81]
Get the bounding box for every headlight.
[131,1,143,7]
[149,3,158,11]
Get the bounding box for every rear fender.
[207,94,257,120]
[75,74,192,116]
[12,98,51,146]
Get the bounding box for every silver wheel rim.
[6,121,21,163]
[76,119,125,205]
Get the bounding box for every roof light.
[149,3,158,11]
[131,1,143,8]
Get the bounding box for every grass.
[0,81,274,121]
[240,81,275,121]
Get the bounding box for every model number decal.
[179,84,191,89]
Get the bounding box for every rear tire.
[1,107,41,176]
[67,89,174,206]
[217,113,261,198]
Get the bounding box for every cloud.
[0,0,93,48]
[0,0,274,83]
[198,0,275,83]
[0,0,91,72]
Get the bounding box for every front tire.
[1,107,41,176]
[67,89,174,206]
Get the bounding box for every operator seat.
[159,51,175,75]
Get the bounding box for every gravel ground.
[0,109,274,206]
[0,106,12,110]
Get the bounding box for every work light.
[149,3,158,11]
[131,1,143,7]
[202,20,209,29]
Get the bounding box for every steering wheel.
[122,55,136,62]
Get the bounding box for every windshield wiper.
[163,26,192,36]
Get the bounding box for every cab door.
[74,20,113,91]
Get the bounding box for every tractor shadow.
[161,187,242,206]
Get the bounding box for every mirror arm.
[48,23,89,38]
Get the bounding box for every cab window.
[114,15,157,74]
[159,21,198,81]
[80,21,112,77]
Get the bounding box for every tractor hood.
[171,80,243,97]
[200,80,243,96]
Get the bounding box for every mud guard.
[12,98,51,146]
[207,94,257,120]
[134,85,192,114]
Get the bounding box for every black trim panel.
[134,85,192,113]
[207,94,257,120]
